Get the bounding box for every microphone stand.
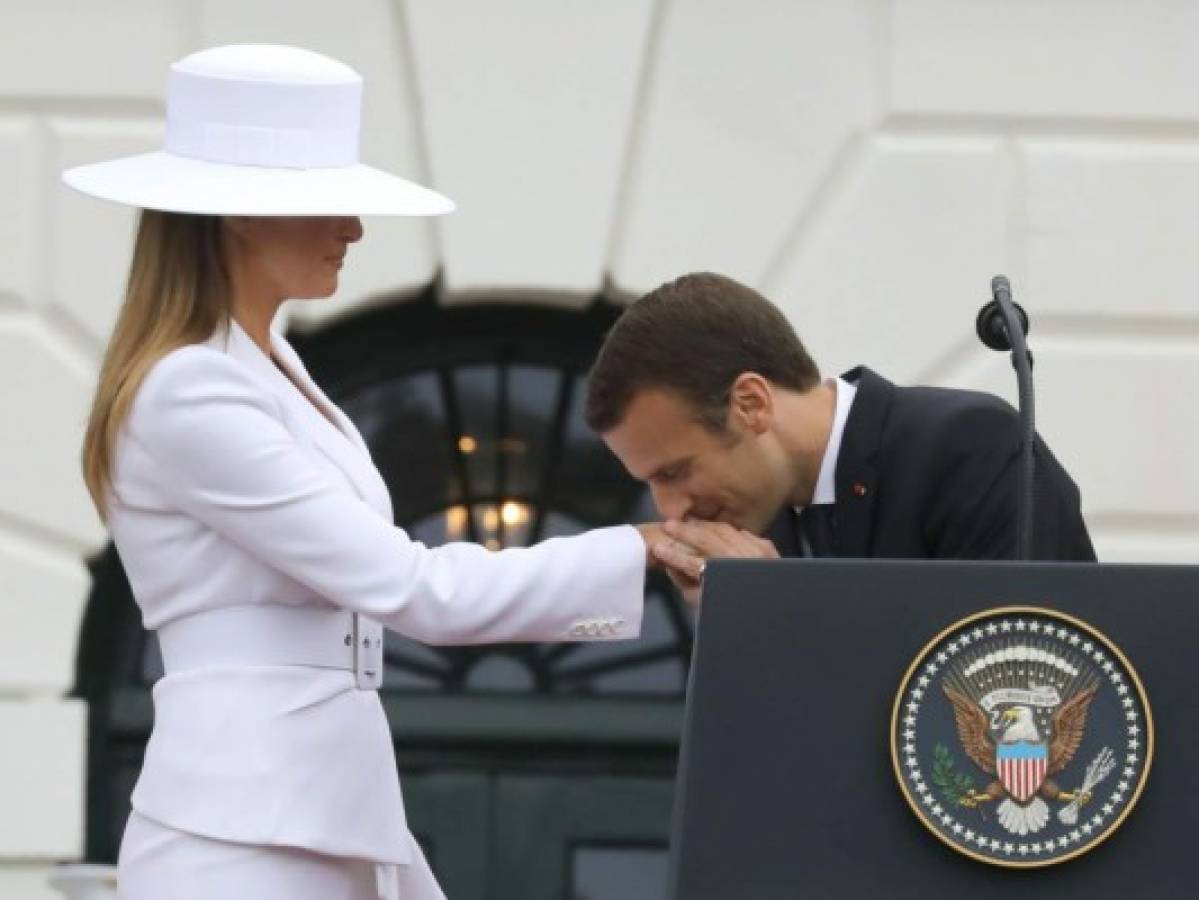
[975,275,1035,561]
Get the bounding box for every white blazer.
[105,317,646,886]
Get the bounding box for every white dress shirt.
[792,376,858,554]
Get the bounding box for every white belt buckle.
[353,614,384,690]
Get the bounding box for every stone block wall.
[0,2,1193,893]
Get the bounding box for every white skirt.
[118,811,444,900]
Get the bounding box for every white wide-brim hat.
[62,44,454,217]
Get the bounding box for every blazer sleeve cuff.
[559,524,646,641]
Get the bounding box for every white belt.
[156,605,385,690]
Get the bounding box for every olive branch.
[931,742,977,807]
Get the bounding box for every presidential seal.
[891,607,1152,867]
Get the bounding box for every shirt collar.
[796,376,858,510]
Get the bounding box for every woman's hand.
[636,522,681,568]
[636,521,702,605]
[637,520,779,605]
[636,521,702,585]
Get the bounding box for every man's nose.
[339,216,364,243]
[650,484,691,522]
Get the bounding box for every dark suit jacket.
[765,367,1096,561]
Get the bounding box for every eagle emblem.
[943,648,1100,835]
[892,608,1152,867]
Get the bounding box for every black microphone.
[976,276,1029,351]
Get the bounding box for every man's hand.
[651,519,779,604]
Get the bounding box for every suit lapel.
[267,330,367,452]
[831,366,892,557]
[206,318,392,519]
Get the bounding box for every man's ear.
[729,372,773,435]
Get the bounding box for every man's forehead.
[616,388,702,438]
[626,386,695,419]
[601,388,705,477]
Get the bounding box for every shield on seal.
[996,741,1049,802]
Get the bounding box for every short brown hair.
[585,272,820,432]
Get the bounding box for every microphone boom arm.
[976,275,1036,561]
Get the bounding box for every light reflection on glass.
[447,501,533,548]
[501,501,529,527]
[445,505,469,540]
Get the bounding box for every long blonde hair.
[82,211,230,521]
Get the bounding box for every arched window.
[75,289,690,898]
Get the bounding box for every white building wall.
[0,1,1195,894]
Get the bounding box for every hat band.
[165,118,358,169]
[163,66,361,169]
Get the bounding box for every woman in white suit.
[64,45,707,900]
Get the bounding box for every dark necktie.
[799,504,838,557]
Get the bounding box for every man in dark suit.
[585,272,1095,597]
